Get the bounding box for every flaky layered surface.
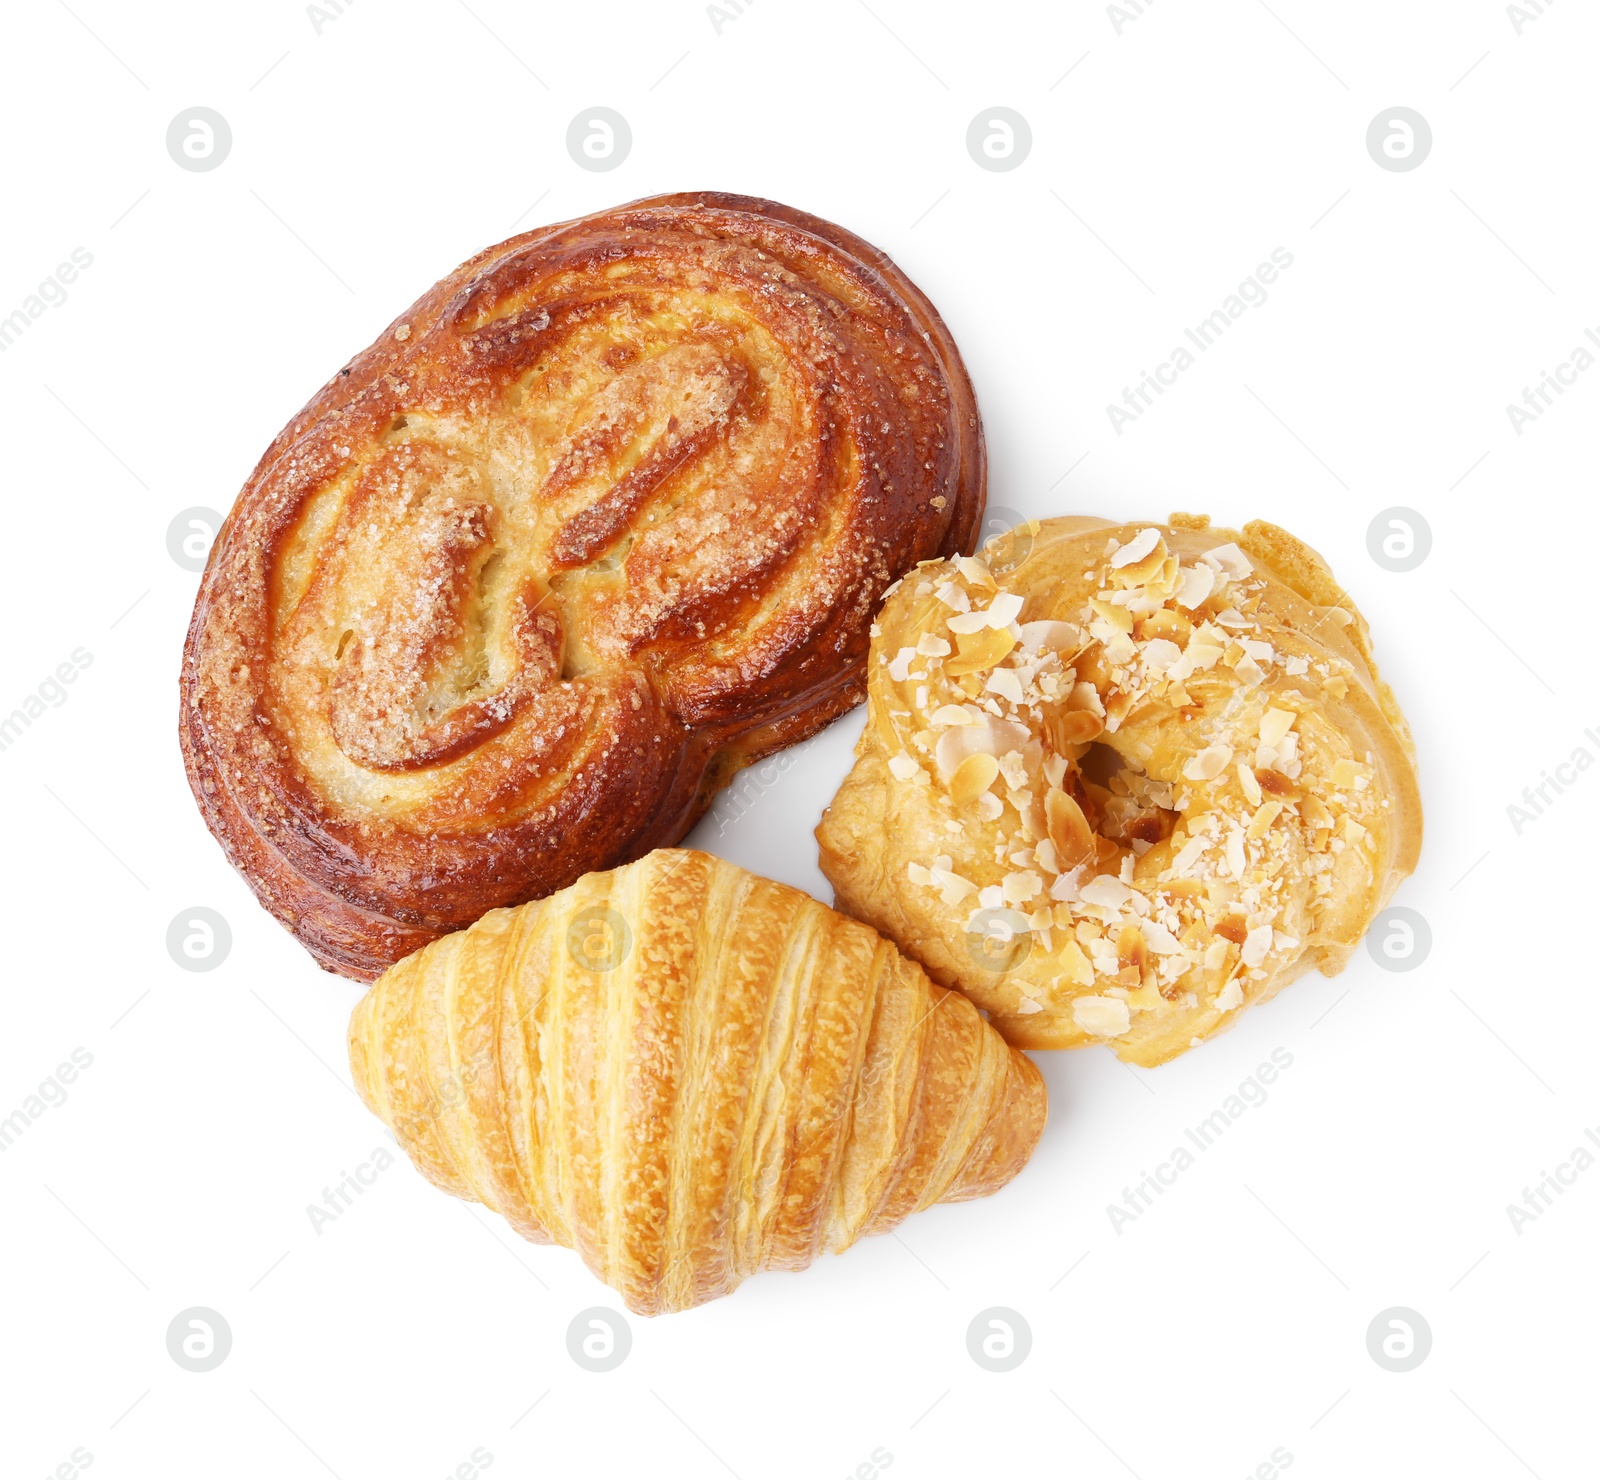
[817,515,1422,1067]
[348,849,1044,1314]
[181,193,984,979]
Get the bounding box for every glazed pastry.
[347,849,1045,1315]
[817,514,1422,1067]
[181,193,984,979]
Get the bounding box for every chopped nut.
[1301,794,1333,831]
[930,866,977,907]
[1116,924,1149,974]
[949,752,1000,804]
[1018,620,1079,653]
[1183,744,1233,782]
[985,592,1025,628]
[1168,830,1208,874]
[1332,757,1364,788]
[1109,530,1170,587]
[1201,543,1252,580]
[1139,607,1193,643]
[1176,563,1216,609]
[1214,913,1248,945]
[1056,938,1096,987]
[1138,918,1185,956]
[1247,800,1284,839]
[1237,763,1263,806]
[1080,873,1133,909]
[1255,768,1298,798]
[1241,926,1273,968]
[1073,995,1131,1037]
[1259,708,1295,748]
[1167,635,1225,681]
[985,667,1025,703]
[1046,787,1096,868]
[1046,708,1104,750]
[956,555,996,589]
[1089,599,1135,634]
[1142,638,1183,669]
[1109,528,1162,568]
[934,713,1030,774]
[945,627,1017,675]
[1070,681,1106,716]
[1002,870,1043,904]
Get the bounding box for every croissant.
[181,192,984,980]
[817,514,1422,1067]
[347,849,1044,1314]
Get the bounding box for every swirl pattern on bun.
[181,193,984,978]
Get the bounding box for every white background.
[1,1,1595,1476]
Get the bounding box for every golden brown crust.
[180,194,985,979]
[347,850,1045,1314]
[817,515,1423,1066]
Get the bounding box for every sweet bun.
[180,193,984,978]
[817,514,1422,1066]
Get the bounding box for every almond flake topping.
[1073,995,1131,1036]
[1200,543,1252,580]
[1110,528,1161,568]
[949,752,1000,804]
[1176,563,1215,609]
[1183,745,1233,782]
